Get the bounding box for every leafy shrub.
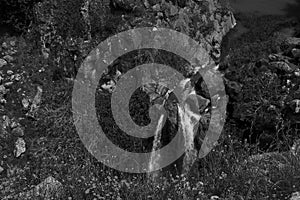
[0,0,41,31]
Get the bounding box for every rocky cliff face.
[34,0,236,73]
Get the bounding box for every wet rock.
[101,80,116,93]
[14,138,26,157]
[0,58,7,68]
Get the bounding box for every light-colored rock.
[0,58,7,68]
[4,82,13,87]
[34,176,63,198]
[101,80,116,93]
[7,70,13,75]
[14,138,26,157]
[30,86,43,113]
[0,166,4,173]
[26,176,63,199]
[0,98,7,104]
[22,98,30,109]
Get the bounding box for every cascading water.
[148,113,165,173]
[147,78,203,177]
[178,100,201,173]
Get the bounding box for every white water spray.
[148,113,165,173]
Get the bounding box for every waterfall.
[148,113,165,174]
[147,81,202,177]
[178,100,201,173]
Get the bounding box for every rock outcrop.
[34,0,235,77]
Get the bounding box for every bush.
[0,0,41,31]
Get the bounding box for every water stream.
[178,100,201,174]
[147,79,202,177]
[148,113,165,173]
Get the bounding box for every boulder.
[14,138,26,157]
[11,176,64,200]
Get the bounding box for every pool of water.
[225,0,300,46]
[229,0,299,17]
